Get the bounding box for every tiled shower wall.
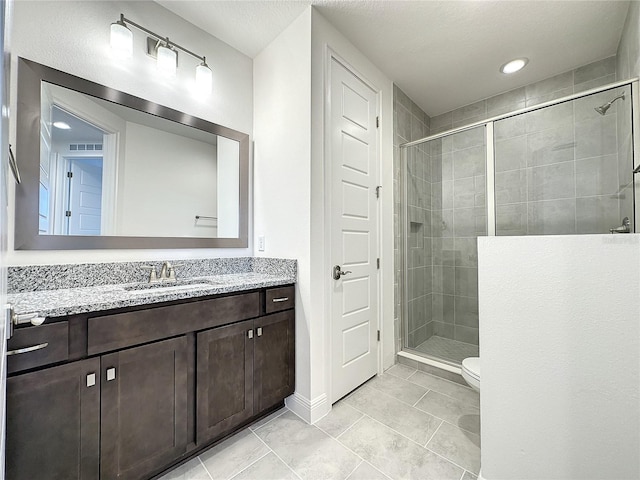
[393,85,431,354]
[394,56,627,356]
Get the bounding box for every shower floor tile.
[413,336,479,364]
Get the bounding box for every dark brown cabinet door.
[254,310,295,412]
[100,336,188,480]
[6,358,101,480]
[196,319,254,444]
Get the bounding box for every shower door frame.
[400,77,640,370]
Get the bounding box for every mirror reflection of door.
[65,157,103,235]
[49,104,108,236]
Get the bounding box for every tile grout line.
[422,419,444,448]
[412,389,430,407]
[252,427,304,480]
[333,415,393,480]
[350,413,471,474]
[342,459,364,480]
[197,456,215,480]
[251,407,290,432]
[335,412,367,441]
[223,444,272,480]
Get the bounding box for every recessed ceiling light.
[53,121,71,130]
[500,58,529,74]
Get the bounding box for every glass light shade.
[157,44,177,77]
[110,21,133,58]
[195,63,213,94]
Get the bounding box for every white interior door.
[330,57,379,403]
[67,158,103,235]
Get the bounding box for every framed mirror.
[14,57,249,249]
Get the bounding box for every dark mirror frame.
[14,57,249,250]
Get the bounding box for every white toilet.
[461,357,481,391]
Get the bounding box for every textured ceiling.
[156,0,630,116]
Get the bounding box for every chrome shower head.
[594,93,625,115]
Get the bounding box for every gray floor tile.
[158,458,212,480]
[339,417,463,480]
[414,391,481,435]
[346,461,390,480]
[407,371,479,408]
[385,363,417,380]
[250,407,288,431]
[462,471,478,480]
[230,452,299,480]
[255,411,360,480]
[427,422,481,474]
[199,430,270,480]
[344,385,441,445]
[366,374,428,405]
[315,402,364,438]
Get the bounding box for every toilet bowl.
[461,357,480,392]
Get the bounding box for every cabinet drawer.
[7,321,69,374]
[88,292,260,355]
[265,286,295,314]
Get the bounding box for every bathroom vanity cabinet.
[5,285,295,480]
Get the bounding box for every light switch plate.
[258,235,265,251]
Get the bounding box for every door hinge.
[376,258,380,269]
[376,116,379,128]
[66,171,73,178]
[375,185,382,198]
[377,330,380,342]
[65,210,71,217]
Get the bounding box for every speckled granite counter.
[7,257,296,318]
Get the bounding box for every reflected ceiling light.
[500,58,529,74]
[109,13,213,94]
[53,121,71,130]
[110,14,133,58]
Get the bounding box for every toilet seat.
[461,357,480,391]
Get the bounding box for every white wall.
[253,8,313,409]
[478,235,640,480]
[8,0,253,264]
[118,122,217,237]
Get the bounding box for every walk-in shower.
[400,80,637,368]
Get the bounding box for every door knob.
[333,265,352,280]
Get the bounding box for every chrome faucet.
[610,217,631,234]
[159,261,183,282]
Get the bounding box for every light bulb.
[110,19,133,58]
[157,43,177,77]
[195,61,213,94]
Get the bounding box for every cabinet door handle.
[257,327,263,337]
[247,329,254,339]
[87,373,96,387]
[6,342,48,356]
[106,368,116,381]
[272,297,289,303]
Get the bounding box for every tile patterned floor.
[412,336,479,365]
[159,364,480,480]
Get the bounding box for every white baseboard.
[285,391,330,424]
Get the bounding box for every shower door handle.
[333,265,352,280]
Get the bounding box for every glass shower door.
[404,125,486,365]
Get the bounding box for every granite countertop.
[8,272,295,318]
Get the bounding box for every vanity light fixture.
[109,13,213,92]
[500,58,529,74]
